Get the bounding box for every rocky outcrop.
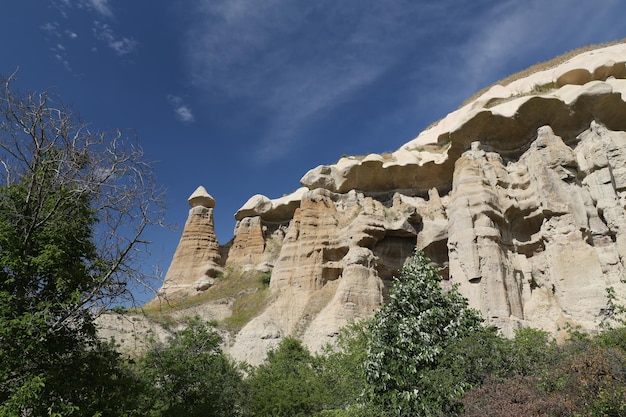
[447,124,626,335]
[157,186,223,299]
[153,43,626,364]
[228,188,417,363]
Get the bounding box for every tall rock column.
[157,186,223,300]
[448,142,523,325]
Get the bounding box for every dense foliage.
[137,317,244,417]
[460,329,626,416]
[245,337,329,417]
[0,73,162,415]
[363,251,485,416]
[0,159,103,414]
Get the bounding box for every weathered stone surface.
[445,124,626,336]
[96,313,171,356]
[227,216,267,268]
[227,188,417,364]
[155,186,223,300]
[188,185,215,208]
[144,44,626,365]
[234,187,308,221]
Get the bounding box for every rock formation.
[155,43,626,364]
[158,186,223,298]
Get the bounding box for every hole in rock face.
[316,246,349,287]
[323,246,349,262]
[529,276,539,291]
[372,236,416,280]
[511,214,543,242]
[422,238,450,280]
[320,266,342,286]
[469,277,482,284]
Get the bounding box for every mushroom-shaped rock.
[155,186,221,300]
[262,187,308,222]
[235,194,273,221]
[188,185,215,208]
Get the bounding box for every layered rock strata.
[157,186,223,299]
[156,43,626,364]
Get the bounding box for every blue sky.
[2,1,625,301]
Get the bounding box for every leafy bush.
[363,250,484,416]
[245,337,328,417]
[137,316,245,417]
[461,375,572,417]
[461,327,626,417]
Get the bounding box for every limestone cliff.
[155,43,626,364]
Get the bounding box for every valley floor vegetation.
[122,251,626,417]
[1,73,625,416]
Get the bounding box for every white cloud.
[183,0,446,160]
[175,106,195,123]
[93,21,138,55]
[41,21,60,37]
[432,0,625,104]
[87,0,113,18]
[41,22,74,71]
[167,95,195,123]
[181,0,626,161]
[54,53,71,71]
[45,0,137,70]
[51,0,113,18]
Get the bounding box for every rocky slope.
[147,43,626,365]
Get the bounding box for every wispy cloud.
[86,0,113,18]
[419,0,626,108]
[167,95,195,123]
[54,53,71,71]
[181,0,626,161]
[93,21,138,55]
[45,0,137,70]
[41,21,77,71]
[53,0,114,18]
[183,0,448,161]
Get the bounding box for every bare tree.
[0,71,166,321]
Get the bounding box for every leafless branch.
[0,72,167,329]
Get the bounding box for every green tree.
[0,73,163,415]
[246,337,329,417]
[317,321,369,411]
[314,320,389,417]
[460,328,626,417]
[363,250,483,416]
[138,317,245,417]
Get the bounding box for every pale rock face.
[235,194,272,221]
[234,187,308,221]
[156,186,223,300]
[227,188,417,364]
[446,124,626,337]
[148,44,626,365]
[227,216,268,269]
[188,185,216,208]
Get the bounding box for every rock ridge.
[152,43,626,365]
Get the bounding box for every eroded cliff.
[154,43,626,364]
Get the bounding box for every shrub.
[363,250,484,416]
